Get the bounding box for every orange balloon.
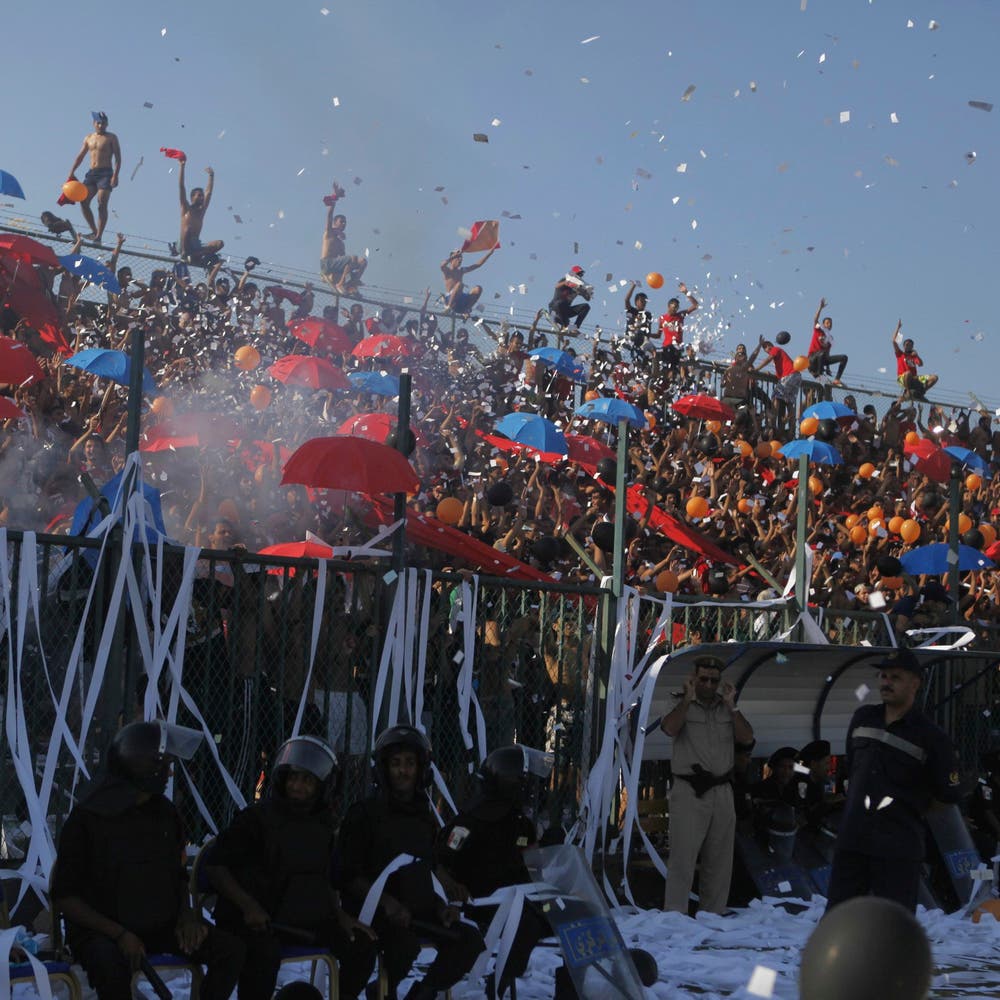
[845,514,860,529]
[960,513,973,535]
[584,390,601,401]
[249,385,271,410]
[858,462,875,479]
[655,569,679,592]
[436,497,464,525]
[736,440,753,458]
[646,272,664,290]
[706,420,722,434]
[905,431,920,446]
[888,516,904,535]
[966,473,982,491]
[755,441,771,460]
[793,355,809,372]
[769,440,783,458]
[980,523,996,547]
[686,496,709,519]
[645,410,657,429]
[150,396,173,417]
[867,505,884,522]
[869,519,885,537]
[900,519,921,544]
[973,899,1000,924]
[234,345,261,371]
[62,179,88,203]
[808,475,823,495]
[800,416,819,437]
[850,525,867,545]
[737,498,753,514]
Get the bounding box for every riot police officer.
[52,721,245,1000]
[207,735,377,1000]
[337,726,485,1000]
[438,745,553,999]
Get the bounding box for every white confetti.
[580,35,600,44]
[966,151,977,164]
[671,196,680,204]
[855,683,870,701]
[491,117,502,127]
[580,77,590,84]
[907,18,914,27]
[296,168,306,176]
[160,27,167,36]
[839,110,850,124]
[699,149,707,158]
[819,52,826,64]
[800,0,807,9]
[890,112,899,123]
[747,966,777,998]
[320,6,329,13]
[876,796,894,810]
[676,162,687,173]
[217,130,226,139]
[332,96,340,107]
[777,881,792,893]
[750,80,758,92]
[928,18,939,30]
[634,240,643,250]
[691,219,698,230]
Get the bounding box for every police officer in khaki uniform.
[660,655,754,914]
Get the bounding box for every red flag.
[461,220,500,253]
[160,147,187,162]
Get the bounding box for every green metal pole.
[392,370,412,573]
[948,466,961,625]
[124,326,145,461]
[611,417,629,599]
[794,452,810,622]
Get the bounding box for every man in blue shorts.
[66,111,122,245]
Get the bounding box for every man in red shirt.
[754,333,802,429]
[658,281,698,381]
[808,297,849,385]
[892,319,938,399]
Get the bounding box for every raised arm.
[463,247,495,274]
[203,167,215,209]
[678,282,698,312]
[891,318,902,347]
[178,158,189,210]
[813,297,826,329]
[625,281,636,310]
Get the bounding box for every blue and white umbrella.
[346,371,400,397]
[901,543,994,575]
[64,349,157,394]
[0,169,25,200]
[495,412,568,455]
[777,439,843,466]
[801,401,856,422]
[574,397,647,429]
[529,347,588,384]
[943,446,991,479]
[58,253,121,293]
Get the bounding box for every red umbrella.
[287,317,353,354]
[268,355,351,391]
[259,540,336,560]
[282,436,420,495]
[672,394,735,421]
[0,338,44,385]
[904,438,951,484]
[338,412,427,447]
[0,397,26,420]
[140,426,200,452]
[564,434,616,464]
[155,413,243,448]
[0,234,60,269]
[352,334,414,360]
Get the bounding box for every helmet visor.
[522,746,555,780]
[274,736,338,782]
[158,721,204,761]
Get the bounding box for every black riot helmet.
[106,721,203,796]
[271,735,340,807]
[476,745,554,805]
[372,725,433,791]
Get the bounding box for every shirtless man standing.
[441,246,494,315]
[178,157,224,267]
[65,111,122,245]
[319,182,367,294]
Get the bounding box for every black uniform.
[52,777,244,1000]
[827,703,963,912]
[338,794,484,998]
[437,801,548,998]
[211,797,377,1000]
[968,770,1000,863]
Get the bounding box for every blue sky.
[4,1,1000,403]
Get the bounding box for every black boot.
[402,980,438,1000]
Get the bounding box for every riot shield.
[925,801,994,914]
[522,844,646,1000]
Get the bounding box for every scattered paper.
[928,18,940,30]
[855,683,870,701]
[473,133,489,143]
[160,27,167,36]
[332,96,340,107]
[747,966,777,998]
[839,110,851,124]
[890,112,899,123]
[676,163,687,173]
[681,84,696,102]
[491,117,502,127]
[580,35,600,44]
[969,100,994,112]
[143,101,154,109]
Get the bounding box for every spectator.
[548,266,592,332]
[807,297,848,385]
[441,247,494,316]
[65,111,122,245]
[319,184,368,294]
[892,320,939,399]
[179,159,224,266]
[657,281,698,382]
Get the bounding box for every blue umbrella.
[943,446,991,479]
[778,439,843,465]
[346,371,400,397]
[495,412,568,455]
[529,347,588,384]
[0,169,25,200]
[901,542,994,575]
[801,401,856,421]
[574,397,647,429]
[58,253,121,293]
[64,349,157,394]
[70,469,169,568]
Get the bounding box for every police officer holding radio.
[206,735,377,1000]
[52,721,245,1000]
[826,648,966,913]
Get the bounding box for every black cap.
[799,739,831,764]
[874,647,924,677]
[768,746,799,768]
